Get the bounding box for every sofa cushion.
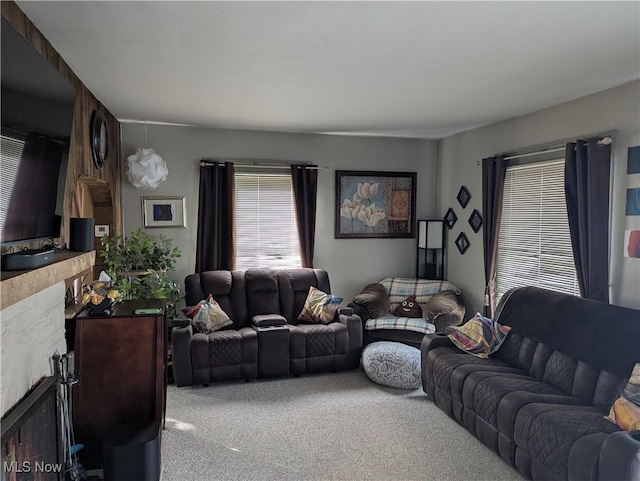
[294,323,348,357]
[462,372,565,427]
[298,286,343,324]
[448,313,511,358]
[514,403,620,480]
[425,346,521,402]
[246,269,281,317]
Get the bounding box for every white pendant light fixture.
[126,121,168,190]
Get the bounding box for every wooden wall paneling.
[2,1,124,252]
[1,2,25,35]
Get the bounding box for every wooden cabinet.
[72,299,166,469]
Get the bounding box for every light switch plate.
[95,225,109,237]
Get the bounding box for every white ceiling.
[16,1,640,139]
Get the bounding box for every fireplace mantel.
[1,250,95,310]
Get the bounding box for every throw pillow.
[448,312,511,358]
[298,286,343,324]
[606,363,640,431]
[392,295,423,318]
[423,290,465,332]
[352,283,390,318]
[181,294,233,333]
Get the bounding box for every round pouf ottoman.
[362,341,421,389]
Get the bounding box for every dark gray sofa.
[421,286,640,481]
[172,268,362,387]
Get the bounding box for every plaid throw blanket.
[380,277,461,312]
[365,315,436,335]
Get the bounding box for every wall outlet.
[95,225,109,237]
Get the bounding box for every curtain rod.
[502,147,566,161]
[481,132,616,165]
[200,160,330,170]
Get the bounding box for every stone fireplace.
[0,251,95,452]
[1,252,94,479]
[1,282,67,418]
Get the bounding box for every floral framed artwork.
[335,170,416,238]
[142,196,186,228]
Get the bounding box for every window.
[496,159,579,302]
[0,134,25,233]
[235,171,302,270]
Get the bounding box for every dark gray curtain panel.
[481,155,506,317]
[565,138,612,303]
[291,165,318,268]
[195,161,236,273]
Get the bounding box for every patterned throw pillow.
[448,312,511,358]
[181,294,233,333]
[606,363,640,431]
[298,286,343,324]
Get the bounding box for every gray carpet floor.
[161,370,525,481]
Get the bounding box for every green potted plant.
[100,228,182,316]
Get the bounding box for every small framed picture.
[142,196,186,228]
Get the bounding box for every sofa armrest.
[598,430,640,481]
[171,325,194,387]
[347,301,373,323]
[337,307,354,317]
[348,282,390,322]
[337,310,363,348]
[337,310,363,367]
[421,332,454,354]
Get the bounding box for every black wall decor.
[469,209,483,233]
[444,208,457,229]
[457,186,471,208]
[455,232,470,254]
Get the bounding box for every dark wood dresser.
[72,299,166,469]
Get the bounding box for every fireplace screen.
[1,376,63,481]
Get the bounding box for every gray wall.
[437,80,640,311]
[120,126,437,305]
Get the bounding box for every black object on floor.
[103,421,161,481]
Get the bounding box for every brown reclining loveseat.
[172,268,362,387]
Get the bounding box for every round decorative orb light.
[126,148,168,190]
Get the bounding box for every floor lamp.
[417,219,444,280]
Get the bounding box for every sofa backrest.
[494,286,640,412]
[184,270,250,327]
[380,277,461,314]
[184,268,332,328]
[278,268,331,324]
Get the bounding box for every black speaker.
[69,217,95,252]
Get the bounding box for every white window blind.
[0,135,25,234]
[496,159,580,302]
[235,172,302,270]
